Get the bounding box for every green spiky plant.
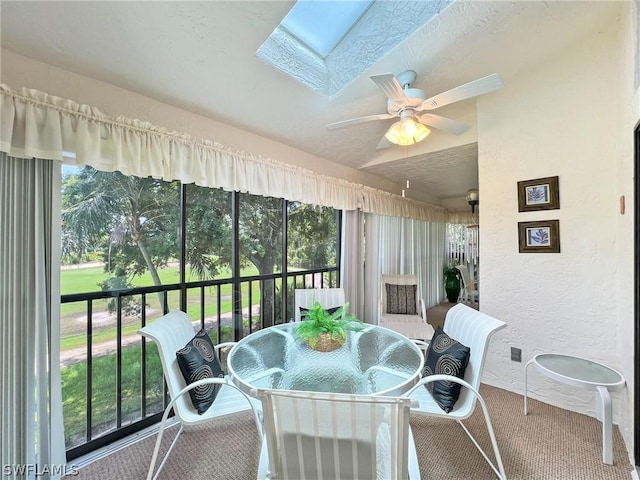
[296,301,364,350]
[443,263,462,303]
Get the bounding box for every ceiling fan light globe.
[384,121,403,144]
[400,117,419,136]
[466,188,479,202]
[413,125,430,143]
[385,118,430,146]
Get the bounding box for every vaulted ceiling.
[0,1,620,203]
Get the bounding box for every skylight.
[257,0,453,97]
[280,1,373,58]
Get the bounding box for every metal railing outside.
[61,267,339,459]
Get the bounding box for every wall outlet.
[510,347,522,362]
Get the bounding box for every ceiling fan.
[327,70,504,149]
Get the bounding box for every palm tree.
[62,167,226,309]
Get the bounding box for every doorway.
[635,122,639,468]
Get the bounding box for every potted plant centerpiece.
[443,263,462,303]
[296,301,364,352]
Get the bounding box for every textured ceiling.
[366,143,478,200]
[257,1,452,96]
[0,1,621,204]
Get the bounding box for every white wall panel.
[478,8,637,458]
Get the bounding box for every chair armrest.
[214,342,238,373]
[411,338,430,357]
[148,377,259,480]
[215,341,238,352]
[418,298,427,322]
[173,377,229,403]
[171,378,263,437]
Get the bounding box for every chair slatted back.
[455,265,474,289]
[455,264,478,303]
[441,304,505,417]
[294,288,346,322]
[257,389,412,480]
[406,304,508,479]
[138,310,197,422]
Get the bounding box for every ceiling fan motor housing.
[387,88,426,114]
[396,70,417,88]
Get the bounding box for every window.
[288,202,338,269]
[257,0,452,95]
[60,167,342,456]
[280,1,373,58]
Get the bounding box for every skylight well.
[280,1,373,58]
[257,0,453,97]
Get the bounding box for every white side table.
[524,353,625,465]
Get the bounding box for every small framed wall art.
[517,176,560,212]
[518,220,560,253]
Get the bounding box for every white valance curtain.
[362,185,449,223]
[1,84,448,222]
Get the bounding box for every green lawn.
[60,264,262,351]
[62,324,238,448]
[62,341,167,447]
[61,264,258,308]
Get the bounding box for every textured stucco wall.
[478,7,637,460]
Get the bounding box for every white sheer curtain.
[363,213,445,325]
[0,84,448,223]
[340,209,365,321]
[0,153,65,480]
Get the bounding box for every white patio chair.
[138,310,262,480]
[380,273,434,342]
[294,287,346,322]
[405,303,507,479]
[455,264,479,303]
[254,388,420,480]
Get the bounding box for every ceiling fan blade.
[370,73,409,109]
[376,135,392,150]
[420,73,504,110]
[327,113,395,130]
[415,113,471,136]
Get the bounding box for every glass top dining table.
[227,323,424,397]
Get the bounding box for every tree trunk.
[247,253,276,327]
[135,235,166,309]
[261,279,275,327]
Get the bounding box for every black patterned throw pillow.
[385,283,417,315]
[299,305,342,319]
[176,330,225,415]
[422,327,471,413]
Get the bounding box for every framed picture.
[518,220,560,253]
[517,176,560,212]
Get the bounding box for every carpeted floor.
[426,300,478,331]
[68,384,633,479]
